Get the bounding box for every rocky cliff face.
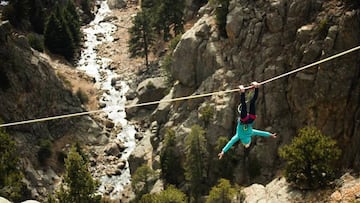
[132,0,360,187]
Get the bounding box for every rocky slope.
[0,19,107,199]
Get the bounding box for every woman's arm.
[218,135,240,159]
[252,129,277,138]
[222,135,240,153]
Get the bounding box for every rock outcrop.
[242,177,302,202]
[126,77,169,118]
[107,0,127,9]
[136,77,168,107]
[171,15,220,88]
[0,197,41,203]
[240,173,360,203]
[128,122,155,174]
[0,197,11,203]
[329,173,360,203]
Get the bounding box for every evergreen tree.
[64,0,81,46]
[44,13,62,52]
[206,179,236,203]
[128,11,156,68]
[171,0,185,36]
[184,125,208,203]
[141,0,157,9]
[131,164,157,201]
[56,145,100,203]
[44,9,75,60]
[75,142,89,163]
[37,139,53,166]
[139,0,184,41]
[155,0,184,41]
[160,128,184,186]
[29,0,46,33]
[43,1,82,61]
[2,0,30,28]
[139,185,187,203]
[214,0,229,38]
[198,104,214,127]
[279,126,341,189]
[0,127,29,202]
[140,0,158,29]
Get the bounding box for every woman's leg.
[240,91,247,120]
[248,88,258,123]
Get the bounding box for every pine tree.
[206,179,236,203]
[44,8,75,61]
[214,0,229,38]
[44,13,62,52]
[0,127,29,202]
[141,0,157,9]
[128,11,156,68]
[155,0,184,41]
[56,145,100,203]
[170,0,185,36]
[75,142,89,163]
[139,0,184,41]
[139,185,187,203]
[43,1,81,61]
[131,164,157,201]
[28,0,46,34]
[37,139,52,166]
[160,128,184,186]
[57,3,76,60]
[2,0,30,28]
[64,0,81,46]
[184,124,208,203]
[279,126,341,189]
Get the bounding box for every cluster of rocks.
[242,173,360,203]
[107,0,127,9]
[90,138,128,179]
[330,173,360,202]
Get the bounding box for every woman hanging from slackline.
[218,81,277,159]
